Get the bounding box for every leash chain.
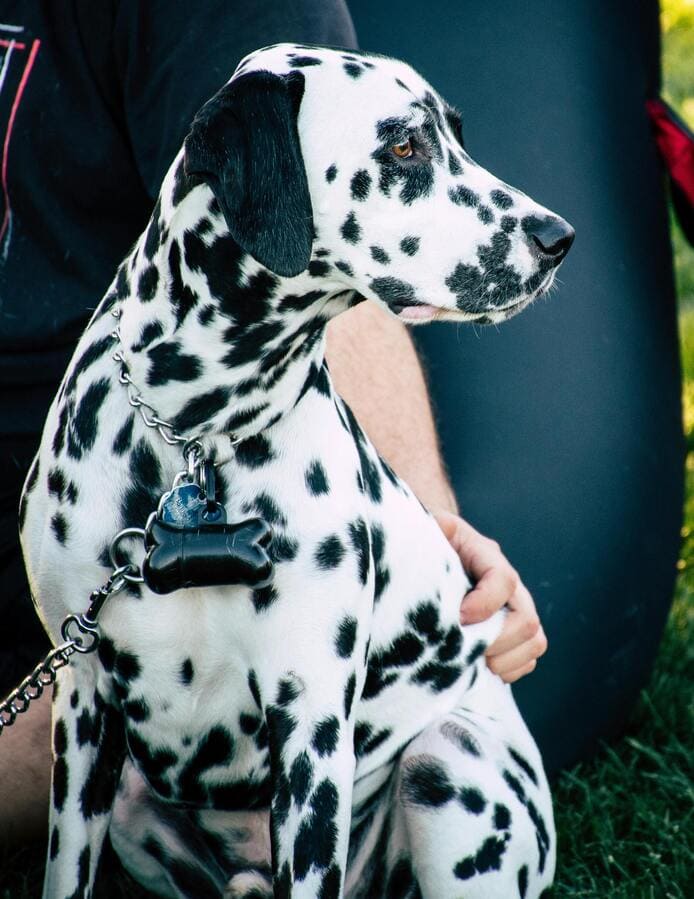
[1,308,248,733]
[0,564,134,735]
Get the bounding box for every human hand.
[432,509,547,683]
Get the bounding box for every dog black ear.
[184,70,313,278]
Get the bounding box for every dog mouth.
[391,268,557,324]
[391,299,441,323]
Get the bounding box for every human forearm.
[326,302,457,513]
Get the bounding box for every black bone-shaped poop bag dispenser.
[142,462,274,595]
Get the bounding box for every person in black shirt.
[0,0,546,844]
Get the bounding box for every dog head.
[184,44,574,325]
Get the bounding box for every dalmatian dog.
[20,43,573,899]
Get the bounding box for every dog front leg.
[43,659,125,899]
[265,678,356,898]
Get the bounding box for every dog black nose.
[523,216,575,261]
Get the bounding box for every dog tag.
[158,472,226,527]
[142,516,274,594]
[143,461,273,594]
[158,482,209,527]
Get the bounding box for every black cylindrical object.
[348,0,684,774]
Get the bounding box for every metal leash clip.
[0,561,136,735]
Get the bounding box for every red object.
[647,96,694,245]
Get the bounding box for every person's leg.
[0,428,53,844]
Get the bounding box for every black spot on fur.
[121,438,161,530]
[401,756,455,806]
[115,651,141,682]
[341,211,361,244]
[334,260,354,277]
[64,335,113,396]
[125,699,150,723]
[180,658,194,686]
[494,802,511,830]
[267,704,298,765]
[455,834,510,880]
[477,204,494,225]
[177,726,235,801]
[252,584,279,613]
[369,276,416,307]
[235,433,275,468]
[197,303,215,326]
[49,826,60,859]
[290,55,322,67]
[248,670,262,708]
[319,864,342,899]
[518,864,529,897]
[306,460,330,496]
[112,414,135,456]
[466,640,486,665]
[308,258,331,278]
[354,722,392,757]
[411,659,461,692]
[344,62,364,79]
[171,386,231,431]
[97,637,116,672]
[501,215,518,233]
[66,378,110,461]
[440,720,482,757]
[293,779,339,879]
[53,757,68,811]
[54,718,68,755]
[277,677,301,706]
[312,716,340,757]
[343,673,356,719]
[76,706,101,747]
[400,236,420,256]
[448,150,463,175]
[459,786,487,814]
[325,164,338,183]
[289,751,314,807]
[407,601,443,643]
[138,265,159,302]
[370,245,390,264]
[335,616,358,659]
[315,535,345,570]
[448,185,479,207]
[347,517,370,585]
[47,467,66,500]
[491,189,514,210]
[168,240,198,327]
[131,320,164,352]
[370,524,390,601]
[146,341,202,387]
[51,512,68,545]
[350,169,372,201]
[509,747,539,785]
[437,625,463,662]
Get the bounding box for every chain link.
[0,563,136,734]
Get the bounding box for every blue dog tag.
[158,483,227,527]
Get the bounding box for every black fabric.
[0,0,357,693]
[348,0,684,775]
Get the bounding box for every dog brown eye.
[392,140,413,158]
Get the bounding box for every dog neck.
[112,169,357,448]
